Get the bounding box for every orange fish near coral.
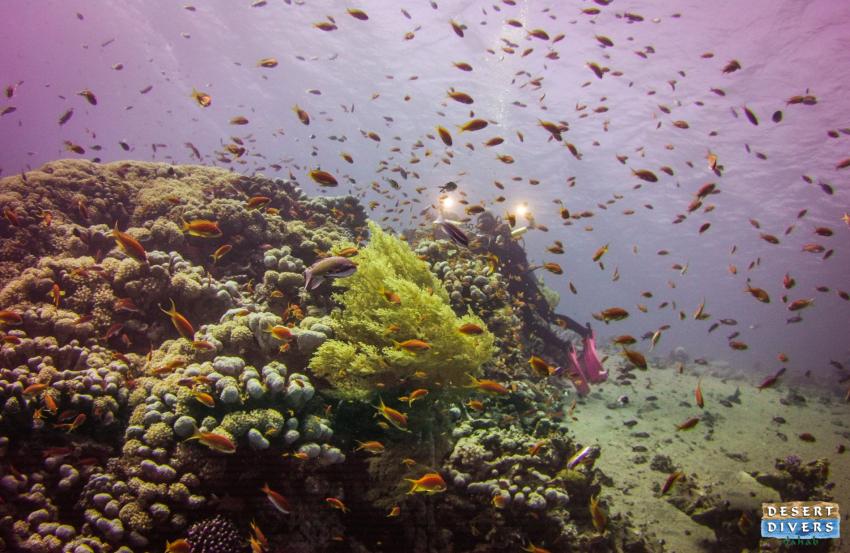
[112,223,147,262]
[355,440,385,454]
[375,397,409,431]
[467,374,509,394]
[189,430,236,454]
[260,483,291,514]
[0,310,23,325]
[165,538,190,553]
[160,299,195,340]
[182,219,222,238]
[395,339,431,352]
[325,497,350,513]
[406,472,447,494]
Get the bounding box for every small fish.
[354,440,385,454]
[375,396,409,431]
[58,108,74,125]
[159,298,195,340]
[566,445,594,469]
[595,307,629,322]
[192,390,215,408]
[190,88,211,107]
[676,416,700,430]
[112,224,147,262]
[54,413,86,433]
[313,21,338,31]
[457,323,484,335]
[406,472,447,494]
[661,471,684,494]
[406,388,428,406]
[265,325,293,341]
[303,256,357,290]
[436,125,453,146]
[257,57,278,68]
[434,217,470,247]
[746,284,770,303]
[293,105,310,125]
[326,497,350,513]
[589,496,607,533]
[453,61,473,71]
[210,244,232,264]
[467,374,509,394]
[722,59,741,74]
[529,355,554,377]
[260,483,291,514]
[787,298,813,311]
[457,118,488,132]
[695,378,704,408]
[188,429,236,453]
[465,399,485,412]
[395,339,431,352]
[622,349,647,370]
[77,89,97,105]
[447,89,474,104]
[308,169,337,187]
[164,538,190,553]
[592,243,609,262]
[757,367,786,390]
[742,106,759,126]
[347,8,369,20]
[182,219,222,238]
[631,168,658,183]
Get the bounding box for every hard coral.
[187,515,244,553]
[309,222,495,399]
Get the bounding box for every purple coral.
[187,515,244,553]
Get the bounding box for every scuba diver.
[434,209,607,394]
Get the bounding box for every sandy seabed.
[569,352,849,553]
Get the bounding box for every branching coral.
[309,222,495,399]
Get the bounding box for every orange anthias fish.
[354,440,385,454]
[188,430,236,454]
[165,538,190,553]
[695,378,704,408]
[529,355,554,377]
[406,388,429,406]
[395,339,431,352]
[375,397,409,431]
[405,472,447,494]
[676,416,700,430]
[326,497,350,513]
[260,483,291,514]
[182,218,222,238]
[0,310,23,325]
[458,323,484,335]
[661,470,684,495]
[265,325,293,341]
[160,299,195,340]
[112,223,147,262]
[190,88,211,107]
[467,374,509,394]
[210,244,232,264]
[589,495,607,533]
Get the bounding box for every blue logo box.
[762,502,840,540]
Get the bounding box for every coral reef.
[0,160,658,553]
[310,221,495,399]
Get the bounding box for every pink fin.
[567,344,591,396]
[580,329,608,384]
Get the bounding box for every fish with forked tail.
[303,256,357,290]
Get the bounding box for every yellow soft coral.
[309,222,494,399]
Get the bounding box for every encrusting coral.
[309,221,495,399]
